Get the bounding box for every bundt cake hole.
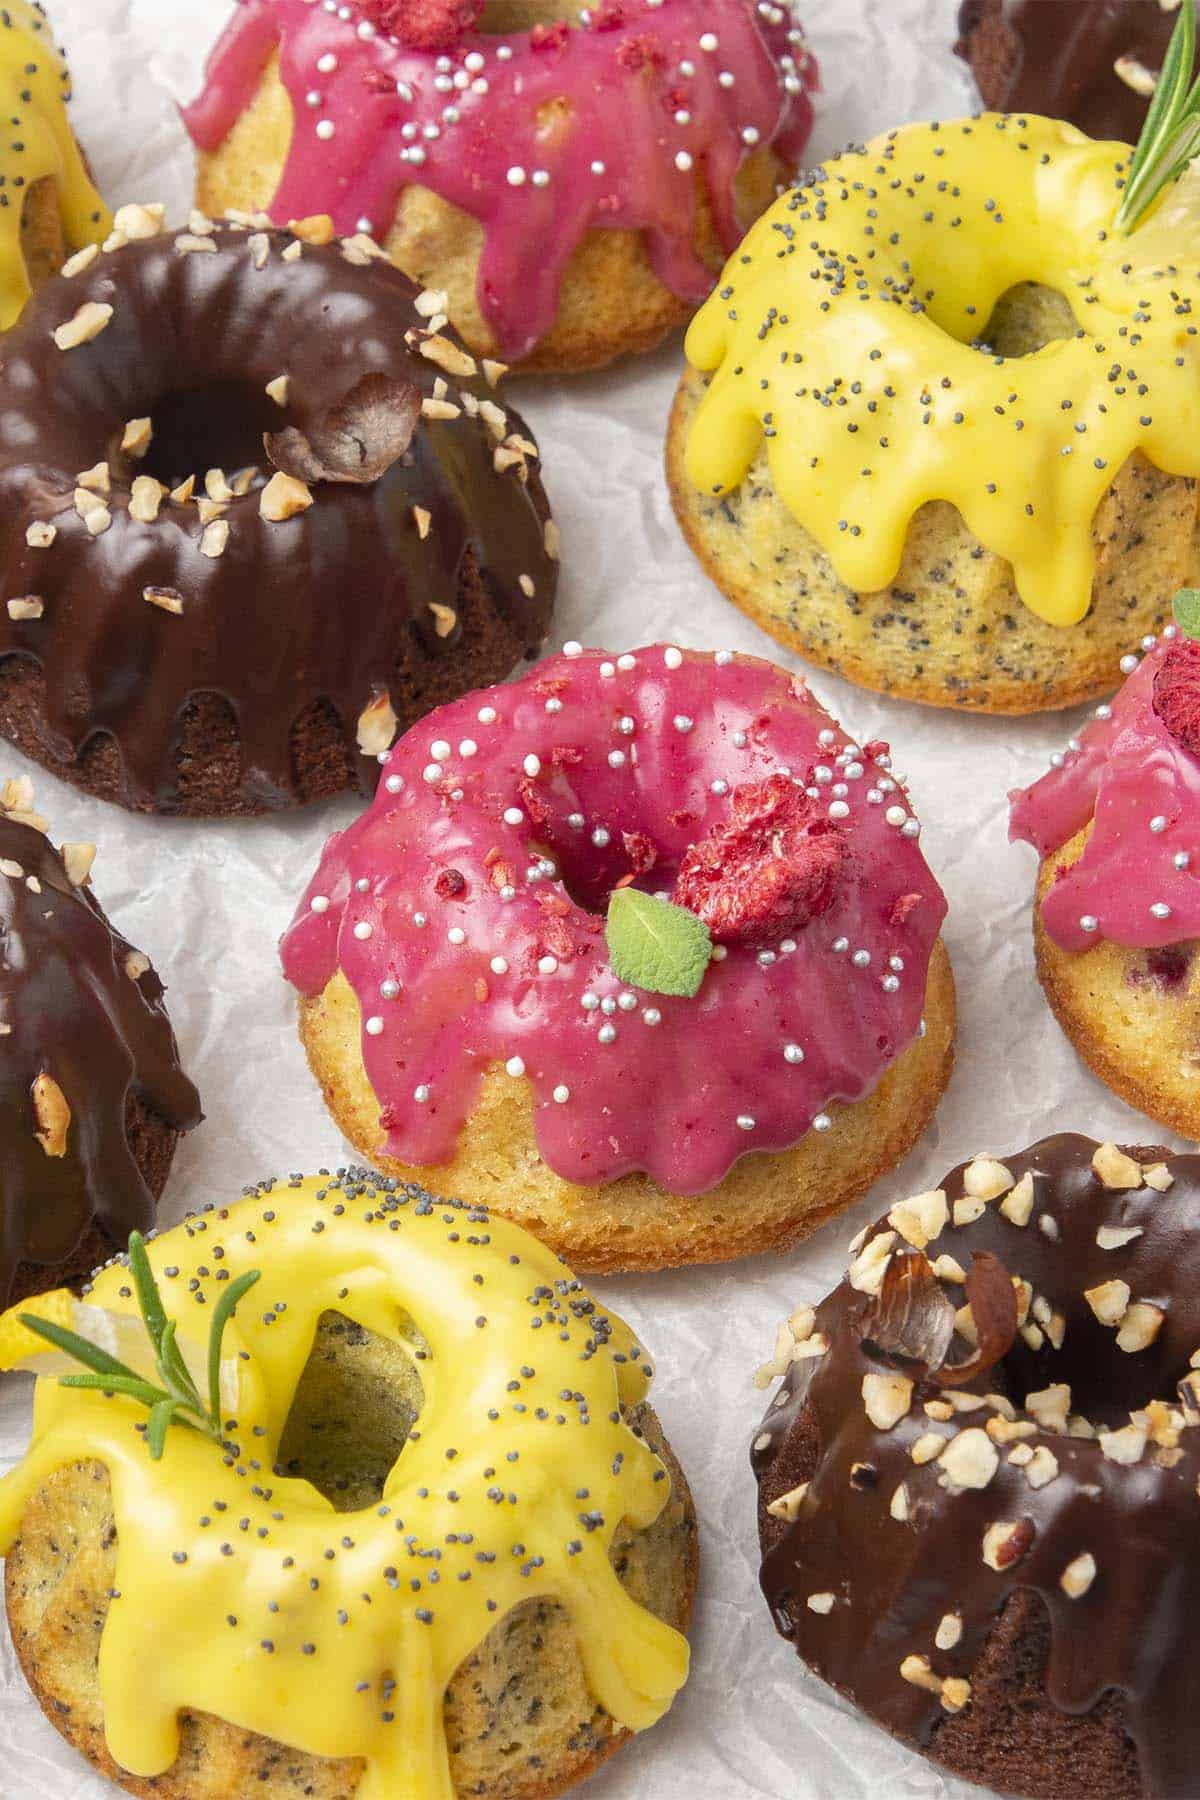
[274,1310,428,1511]
[136,379,280,491]
[977,282,1081,358]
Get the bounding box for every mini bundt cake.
[0,1169,696,1799]
[754,1134,1200,1800]
[668,114,1200,713]
[0,209,556,814]
[0,2,109,328]
[1010,615,1200,1138]
[183,0,817,371]
[957,1,1192,143]
[0,775,200,1309]
[282,643,955,1273]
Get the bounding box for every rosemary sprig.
[18,1232,260,1459]
[1115,0,1200,236]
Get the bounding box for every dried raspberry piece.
[359,0,482,51]
[888,892,924,927]
[1153,639,1200,758]
[531,20,570,52]
[622,831,658,876]
[435,868,467,898]
[618,33,666,71]
[591,1,627,28]
[673,775,847,949]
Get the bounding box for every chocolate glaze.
[754,1133,1200,1799]
[0,814,201,1307]
[958,0,1195,141]
[0,222,555,813]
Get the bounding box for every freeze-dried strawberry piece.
[1153,639,1200,759]
[623,831,658,876]
[360,0,482,51]
[673,774,847,948]
[531,20,570,51]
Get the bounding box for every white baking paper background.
[0,3,1180,1796]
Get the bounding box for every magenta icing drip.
[280,647,947,1197]
[183,0,817,360]
[1009,636,1200,952]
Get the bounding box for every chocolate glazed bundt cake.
[0,211,556,815]
[0,779,200,1307]
[753,1135,1200,1800]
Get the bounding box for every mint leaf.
[605,888,712,998]
[1174,588,1200,639]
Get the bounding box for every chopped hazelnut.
[1142,1161,1174,1192]
[910,1432,947,1465]
[1116,1302,1165,1353]
[887,1188,948,1249]
[266,374,290,407]
[54,301,113,351]
[61,243,100,279]
[121,417,153,459]
[175,233,218,257]
[1098,1420,1148,1465]
[260,472,314,522]
[357,691,398,758]
[76,461,110,496]
[952,1196,987,1228]
[422,398,462,421]
[417,333,478,380]
[766,1481,809,1523]
[806,1592,835,1615]
[428,602,457,638]
[113,202,165,239]
[1060,1552,1097,1599]
[143,586,184,615]
[61,842,95,886]
[32,1072,70,1157]
[6,596,42,621]
[130,477,166,524]
[981,1518,1034,1571]
[848,1229,896,1295]
[124,950,151,980]
[1096,1224,1144,1250]
[414,287,450,319]
[482,357,508,387]
[889,1481,910,1523]
[1024,1446,1059,1489]
[25,521,56,549]
[938,1427,999,1491]
[862,1371,913,1430]
[999,1172,1035,1227]
[1026,1384,1071,1433]
[1092,1143,1143,1189]
[1084,1278,1131,1326]
[544,518,561,561]
[200,520,230,559]
[288,214,335,245]
[931,1253,966,1283]
[963,1155,1014,1201]
[940,1678,971,1714]
[899,1654,942,1695]
[935,1612,963,1651]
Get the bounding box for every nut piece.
[910,1432,948,1466]
[963,1155,1014,1200]
[124,950,151,981]
[862,1371,913,1431]
[289,214,335,245]
[940,1678,972,1714]
[766,1481,809,1523]
[1092,1143,1143,1189]
[1060,1552,1097,1599]
[113,202,165,240]
[981,1518,1034,1571]
[899,1654,943,1695]
[6,596,42,620]
[53,302,114,351]
[889,1481,910,1522]
[887,1188,948,1249]
[428,602,457,638]
[130,477,167,524]
[260,472,314,523]
[953,1196,987,1228]
[61,842,96,886]
[25,521,56,549]
[1085,1279,1131,1326]
[32,1072,71,1157]
[935,1612,963,1651]
[1142,1161,1174,1192]
[848,1229,897,1296]
[999,1171,1035,1227]
[417,332,478,380]
[1099,1420,1148,1465]
[200,520,230,559]
[122,417,153,459]
[1096,1224,1144,1250]
[1026,1384,1071,1433]
[357,690,398,758]
[1024,1446,1060,1489]
[544,518,561,561]
[266,374,290,407]
[61,243,100,279]
[806,1592,835,1615]
[144,586,184,615]
[1116,1302,1165,1354]
[937,1428,999,1492]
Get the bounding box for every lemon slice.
[1102,162,1200,283]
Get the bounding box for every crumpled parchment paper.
[2,4,1177,1796]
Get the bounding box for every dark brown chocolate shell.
[0,797,201,1306]
[754,1133,1200,1800]
[0,219,557,815]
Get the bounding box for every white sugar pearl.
[506,1056,526,1077]
[490,957,508,975]
[365,1016,384,1036]
[504,807,524,825]
[353,921,372,940]
[310,895,329,914]
[553,1085,570,1103]
[448,927,466,945]
[478,706,498,724]
[523,753,541,777]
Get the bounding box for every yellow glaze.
[682,114,1200,628]
[0,1,109,327]
[0,1172,689,1800]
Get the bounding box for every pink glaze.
[280,647,946,1197]
[1009,630,1200,953]
[183,0,816,361]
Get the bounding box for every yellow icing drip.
[0,1,109,328]
[682,114,1200,628]
[0,1173,689,1798]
